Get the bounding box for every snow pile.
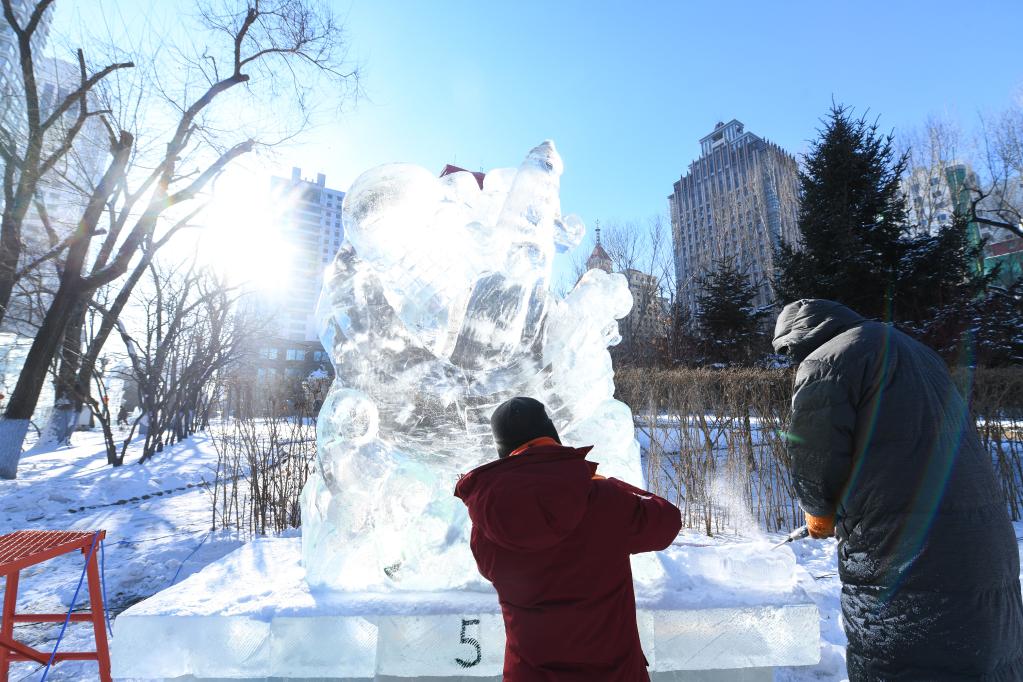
[648,540,799,602]
[0,432,243,681]
[303,141,641,592]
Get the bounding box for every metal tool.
[771,524,809,550]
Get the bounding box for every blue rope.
[40,531,100,682]
[99,538,113,637]
[170,531,212,586]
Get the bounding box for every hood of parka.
[773,299,866,363]
[454,444,597,552]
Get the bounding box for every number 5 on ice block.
[374,613,505,677]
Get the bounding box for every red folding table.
[0,530,111,682]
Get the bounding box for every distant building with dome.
[581,226,666,363]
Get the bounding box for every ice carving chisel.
[771,525,809,550]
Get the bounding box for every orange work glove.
[805,512,835,539]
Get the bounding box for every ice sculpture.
[110,142,821,682]
[301,141,641,591]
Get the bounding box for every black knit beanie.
[490,397,561,458]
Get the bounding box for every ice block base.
[112,538,819,680]
[150,670,773,681]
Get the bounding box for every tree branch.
[39,51,134,138]
[165,139,254,207]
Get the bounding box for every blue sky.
[52,1,1023,273]
[308,1,1023,255]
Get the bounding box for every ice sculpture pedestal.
[111,538,820,680]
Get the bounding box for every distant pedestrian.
[774,299,1023,680]
[116,404,129,427]
[454,396,682,681]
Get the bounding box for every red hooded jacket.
[453,442,682,681]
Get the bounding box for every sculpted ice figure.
[301,141,642,591]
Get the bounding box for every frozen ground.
[0,431,246,682]
[1,429,1020,681]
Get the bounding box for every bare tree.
[571,216,675,366]
[898,107,1023,242]
[976,105,1023,240]
[0,0,133,328]
[0,0,359,479]
[898,115,968,235]
[116,259,255,465]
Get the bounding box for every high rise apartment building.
[2,8,110,336]
[902,162,981,237]
[269,167,345,343]
[249,168,345,389]
[668,120,799,313]
[3,13,105,242]
[32,58,109,230]
[1,0,53,135]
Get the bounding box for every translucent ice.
[302,141,642,591]
[111,538,820,679]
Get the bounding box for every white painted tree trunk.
[40,399,75,449]
[0,419,30,479]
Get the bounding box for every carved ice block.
[112,538,820,680]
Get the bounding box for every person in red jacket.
[454,396,682,681]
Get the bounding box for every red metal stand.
[0,530,111,682]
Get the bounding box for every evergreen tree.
[657,298,701,367]
[695,257,769,365]
[896,213,991,329]
[775,104,909,319]
[904,229,1021,365]
[972,280,1023,367]
[774,103,1011,366]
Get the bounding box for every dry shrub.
[206,396,317,536]
[965,368,1023,521]
[618,367,1023,535]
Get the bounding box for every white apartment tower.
[269,168,345,342]
[668,120,800,314]
[902,163,973,236]
[1,0,53,136]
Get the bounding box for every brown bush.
[617,367,1023,535]
[206,393,317,536]
[964,368,1023,521]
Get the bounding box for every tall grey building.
[668,120,800,314]
[252,169,345,388]
[2,57,108,334]
[1,0,53,136]
[3,9,102,224]
[2,14,110,336]
[32,58,110,226]
[269,167,346,343]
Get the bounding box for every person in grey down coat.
[773,298,1023,681]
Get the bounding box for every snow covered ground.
[1,429,1020,681]
[0,431,246,681]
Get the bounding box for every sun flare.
[201,170,296,293]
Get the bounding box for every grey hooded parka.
[774,299,1023,681]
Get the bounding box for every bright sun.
[201,169,296,293]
